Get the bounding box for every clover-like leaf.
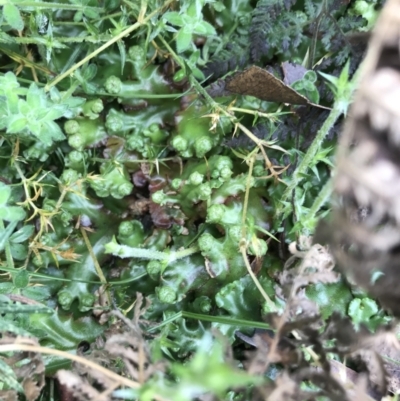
[10,242,29,260]
[0,221,18,253]
[12,270,30,289]
[0,185,13,208]
[0,206,26,222]
[0,71,27,117]
[9,224,34,243]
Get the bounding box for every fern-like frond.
[202,17,251,81]
[250,0,300,62]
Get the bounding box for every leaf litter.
[2,240,400,400]
[237,236,400,400]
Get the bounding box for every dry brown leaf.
[226,66,310,105]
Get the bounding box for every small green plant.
[162,0,216,53]
[0,72,84,149]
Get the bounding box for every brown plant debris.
[315,0,400,317]
[55,293,164,401]
[235,234,400,400]
[282,237,339,296]
[240,310,397,400]
[225,66,310,105]
[0,336,45,401]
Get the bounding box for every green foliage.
[171,104,227,158]
[348,296,377,319]
[0,72,84,147]
[0,0,389,399]
[115,333,261,401]
[0,183,26,223]
[250,0,304,62]
[89,162,133,199]
[291,71,320,104]
[169,332,261,398]
[0,358,23,393]
[163,0,216,53]
[203,0,376,79]
[319,60,355,114]
[305,280,353,320]
[7,224,35,260]
[64,117,107,151]
[3,2,24,31]
[216,275,277,321]
[350,0,380,30]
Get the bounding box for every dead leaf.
[225,66,309,105]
